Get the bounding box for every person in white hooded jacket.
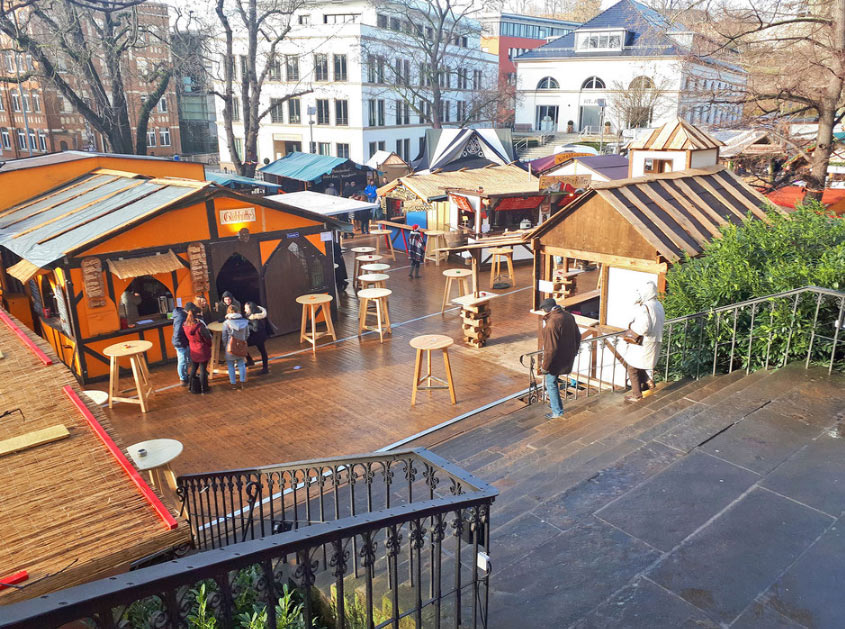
[625,281,665,402]
[222,305,250,389]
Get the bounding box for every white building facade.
[513,0,746,135]
[212,0,497,169]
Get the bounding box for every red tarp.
[453,194,474,213]
[495,196,545,211]
[766,186,845,213]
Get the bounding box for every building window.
[377,99,385,126]
[457,68,468,89]
[368,99,377,126]
[158,96,168,113]
[27,131,35,150]
[336,143,349,158]
[390,16,401,31]
[147,129,157,147]
[239,55,248,81]
[324,13,358,24]
[10,90,20,112]
[160,127,171,146]
[298,14,309,25]
[581,76,605,89]
[22,91,30,112]
[1,128,9,149]
[316,99,330,125]
[643,158,672,174]
[38,133,47,152]
[17,129,26,150]
[0,92,4,112]
[314,54,328,81]
[537,76,559,90]
[395,138,410,161]
[268,56,282,80]
[420,63,431,87]
[439,100,450,123]
[4,51,14,73]
[286,56,299,82]
[270,98,284,123]
[376,13,388,28]
[318,142,331,155]
[368,140,385,158]
[418,136,425,156]
[629,76,655,90]
[335,99,348,126]
[393,100,409,125]
[231,97,240,121]
[456,100,466,121]
[288,98,301,124]
[334,54,347,81]
[473,70,482,90]
[233,137,243,160]
[31,91,41,112]
[368,55,385,84]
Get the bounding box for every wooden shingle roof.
[629,118,724,151]
[378,164,538,202]
[528,165,776,263]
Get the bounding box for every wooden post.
[471,250,480,298]
[532,241,542,311]
[598,263,610,325]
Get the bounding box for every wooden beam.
[656,179,722,237]
[636,183,709,246]
[617,186,698,258]
[693,176,748,222]
[0,424,70,457]
[598,264,609,325]
[713,170,770,222]
[541,245,668,274]
[670,177,731,228]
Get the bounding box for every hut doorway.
[215,253,261,307]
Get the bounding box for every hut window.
[643,158,673,174]
[119,276,173,326]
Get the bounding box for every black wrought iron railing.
[521,286,845,405]
[0,449,496,629]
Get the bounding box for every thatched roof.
[378,164,538,202]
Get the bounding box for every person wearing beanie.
[407,224,424,279]
[171,302,190,386]
[539,297,581,419]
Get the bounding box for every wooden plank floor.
[94,237,545,477]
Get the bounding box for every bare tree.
[209,0,313,177]
[702,0,845,202]
[0,0,179,154]
[607,72,673,132]
[362,0,502,129]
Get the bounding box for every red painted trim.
[0,570,28,591]
[62,386,179,531]
[0,308,53,365]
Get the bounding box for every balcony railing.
[521,286,845,405]
[0,449,497,629]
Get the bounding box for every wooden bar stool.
[370,228,396,260]
[351,246,376,288]
[410,334,456,406]
[103,340,155,413]
[489,247,515,288]
[361,263,390,274]
[441,268,471,314]
[357,287,392,343]
[424,230,448,266]
[358,273,389,289]
[354,254,384,289]
[296,293,337,354]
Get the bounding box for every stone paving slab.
[761,433,845,517]
[648,488,833,623]
[731,599,807,628]
[571,577,720,629]
[700,406,821,474]
[595,451,759,552]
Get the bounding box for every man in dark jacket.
[540,297,581,419]
[215,291,241,321]
[171,305,190,386]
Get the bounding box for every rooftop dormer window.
[576,30,625,52]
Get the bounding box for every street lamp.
[307,105,316,153]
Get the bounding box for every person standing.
[120,289,142,325]
[364,180,377,202]
[407,224,424,279]
[194,294,213,322]
[539,297,581,419]
[625,282,665,402]
[244,301,270,374]
[171,304,190,386]
[222,305,249,390]
[215,291,241,321]
[184,308,212,394]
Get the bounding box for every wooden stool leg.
[375,298,384,343]
[358,297,368,335]
[300,305,308,342]
[489,256,496,288]
[129,355,148,413]
[387,233,396,260]
[441,276,452,314]
[108,356,118,408]
[309,305,317,354]
[323,303,337,340]
[411,348,423,406]
[163,463,178,491]
[458,277,468,297]
[507,255,515,284]
[443,348,457,404]
[426,348,432,385]
[383,297,392,331]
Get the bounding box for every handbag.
[623,305,652,345]
[226,331,248,357]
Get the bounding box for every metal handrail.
[521,286,845,405]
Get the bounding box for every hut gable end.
[541,195,657,263]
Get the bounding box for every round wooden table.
[296,293,337,354]
[361,263,390,273]
[358,273,390,289]
[424,230,449,266]
[370,228,396,260]
[357,287,392,343]
[409,334,456,405]
[441,268,472,314]
[127,438,183,491]
[103,340,154,413]
[207,321,225,379]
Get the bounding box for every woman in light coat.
[625,281,665,402]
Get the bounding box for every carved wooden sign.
[539,175,591,191]
[187,242,210,293]
[80,257,106,308]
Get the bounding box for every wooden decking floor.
[95,237,544,478]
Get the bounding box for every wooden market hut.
[525,164,776,328]
[364,150,411,185]
[0,160,345,384]
[258,151,373,194]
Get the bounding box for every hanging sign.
[80,257,106,308]
[187,242,210,293]
[220,207,256,225]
